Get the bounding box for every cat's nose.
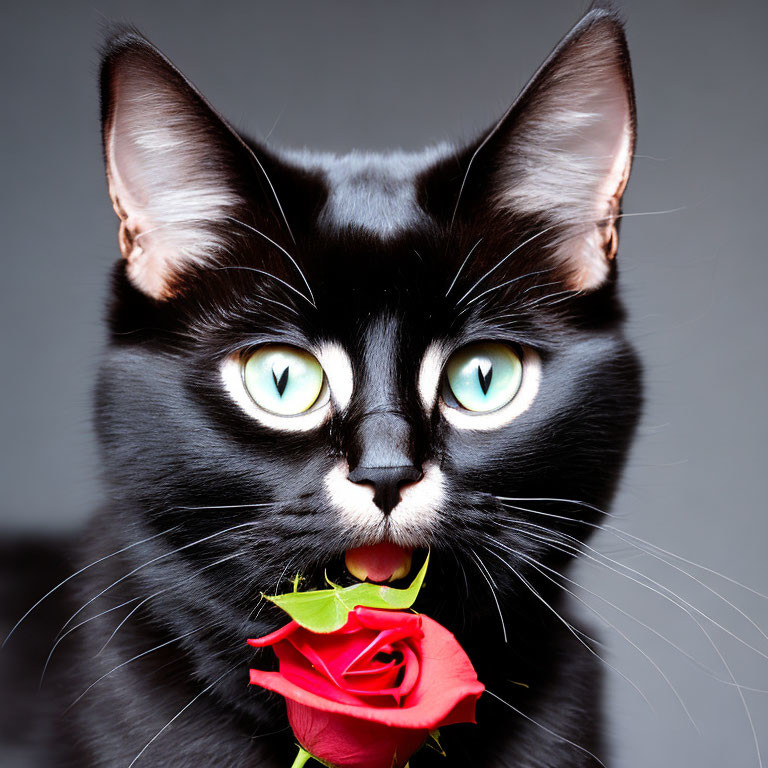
[346,410,425,514]
[347,464,423,515]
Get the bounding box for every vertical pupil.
[273,365,290,397]
[477,360,493,395]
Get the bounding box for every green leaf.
[266,552,429,633]
[426,729,446,757]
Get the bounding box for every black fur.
[3,8,641,767]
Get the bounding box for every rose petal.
[287,700,428,768]
[247,619,300,648]
[344,627,422,675]
[271,642,363,706]
[289,628,378,685]
[352,607,423,635]
[249,608,484,730]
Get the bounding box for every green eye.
[445,342,523,413]
[242,345,325,416]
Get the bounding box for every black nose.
[347,465,424,515]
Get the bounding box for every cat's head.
[95,8,641,677]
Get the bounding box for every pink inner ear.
[561,109,633,292]
[493,19,635,291]
[104,62,241,299]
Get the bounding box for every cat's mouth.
[315,543,426,589]
[315,544,428,590]
[344,542,414,585]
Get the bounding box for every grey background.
[2,0,767,765]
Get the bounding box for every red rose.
[248,606,484,768]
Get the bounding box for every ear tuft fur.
[100,31,244,299]
[494,10,636,290]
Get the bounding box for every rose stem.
[290,747,315,768]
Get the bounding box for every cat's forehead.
[280,145,450,238]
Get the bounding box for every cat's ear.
[100,32,261,299]
[463,9,636,291]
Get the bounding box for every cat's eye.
[444,342,523,413]
[242,345,326,416]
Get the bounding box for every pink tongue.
[345,543,413,584]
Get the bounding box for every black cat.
[2,7,641,766]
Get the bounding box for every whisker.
[39,596,142,687]
[515,536,768,693]
[56,522,261,639]
[98,552,244,655]
[609,528,768,651]
[710,633,764,768]
[242,151,296,245]
[454,227,557,304]
[498,501,600,529]
[615,206,688,220]
[133,221,176,241]
[445,238,483,297]
[499,502,768,658]
[173,501,279,512]
[249,724,293,742]
[2,525,179,649]
[481,543,653,711]
[517,522,768,664]
[494,495,617,518]
[510,545,698,729]
[226,216,315,307]
[451,549,471,633]
[606,525,768,603]
[449,118,501,233]
[485,689,607,768]
[453,549,470,602]
[41,552,246,686]
[453,219,597,308]
[517,280,562,296]
[512,523,768,706]
[64,627,204,713]
[248,595,269,622]
[504,528,764,766]
[211,266,314,308]
[463,268,559,308]
[272,555,298,595]
[452,206,684,309]
[468,548,507,643]
[521,289,581,310]
[127,660,242,767]
[253,295,301,317]
[98,596,154,656]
